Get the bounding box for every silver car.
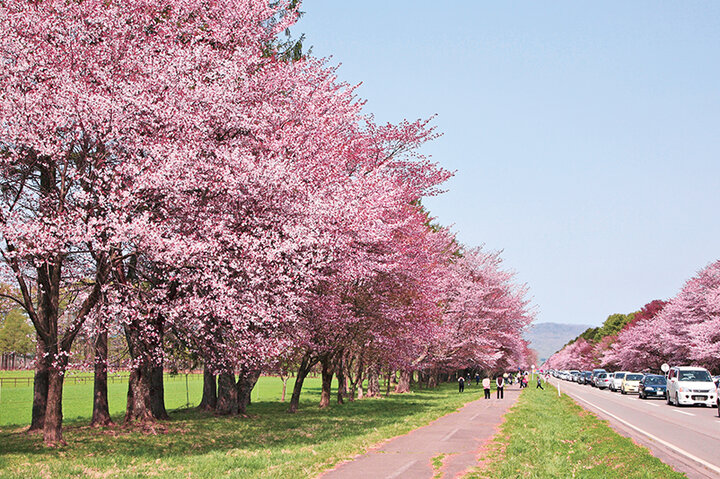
[595,372,611,389]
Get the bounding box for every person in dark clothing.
[458,376,465,392]
[537,376,544,389]
[496,376,504,399]
[475,373,480,386]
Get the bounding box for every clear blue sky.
[294,2,720,327]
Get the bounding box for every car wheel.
[675,393,682,407]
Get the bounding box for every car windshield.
[626,374,643,381]
[645,376,666,385]
[678,370,713,382]
[615,373,625,379]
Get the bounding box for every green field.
[469,385,686,478]
[0,374,482,478]
[1,371,202,427]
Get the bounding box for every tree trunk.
[90,328,113,426]
[43,367,66,446]
[336,359,347,405]
[125,365,153,424]
[150,364,169,420]
[367,365,380,397]
[216,372,238,415]
[288,353,317,413]
[395,369,411,394]
[428,370,438,388]
[29,335,49,432]
[199,365,217,411]
[237,368,261,414]
[385,370,392,397]
[319,355,333,408]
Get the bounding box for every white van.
[610,371,629,392]
[666,366,717,407]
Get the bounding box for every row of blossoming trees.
[544,260,720,374]
[0,0,534,446]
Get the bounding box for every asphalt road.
[320,388,520,479]
[552,378,720,479]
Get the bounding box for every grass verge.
[468,385,687,479]
[0,381,483,478]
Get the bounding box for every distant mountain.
[524,322,593,364]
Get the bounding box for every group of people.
[456,373,506,398]
[457,371,546,397]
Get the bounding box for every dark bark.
[90,328,113,426]
[348,356,364,401]
[367,364,380,398]
[428,370,438,388]
[150,364,169,420]
[43,367,65,446]
[123,322,154,424]
[288,353,318,413]
[125,365,153,424]
[237,368,261,414]
[395,369,411,394]
[319,355,333,408]
[336,357,347,404]
[29,335,49,431]
[385,370,392,397]
[216,372,238,415]
[199,365,217,411]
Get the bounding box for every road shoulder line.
[569,391,720,476]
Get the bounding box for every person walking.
[458,375,465,393]
[496,375,504,399]
[475,373,480,386]
[482,376,491,399]
[536,375,544,390]
[522,374,528,389]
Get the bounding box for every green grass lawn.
[0,372,202,427]
[0,377,483,478]
[468,385,686,479]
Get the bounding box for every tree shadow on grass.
[0,384,464,472]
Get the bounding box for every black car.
[639,374,667,399]
[581,371,592,385]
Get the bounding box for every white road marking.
[672,409,695,416]
[569,393,720,476]
[646,403,660,407]
[470,412,481,420]
[441,427,460,441]
[386,460,418,479]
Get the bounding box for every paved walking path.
[319,386,522,479]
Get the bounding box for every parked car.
[638,374,667,399]
[590,368,607,387]
[666,366,717,407]
[610,371,628,392]
[571,371,581,382]
[713,375,720,387]
[580,371,592,385]
[621,373,644,394]
[595,372,611,389]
